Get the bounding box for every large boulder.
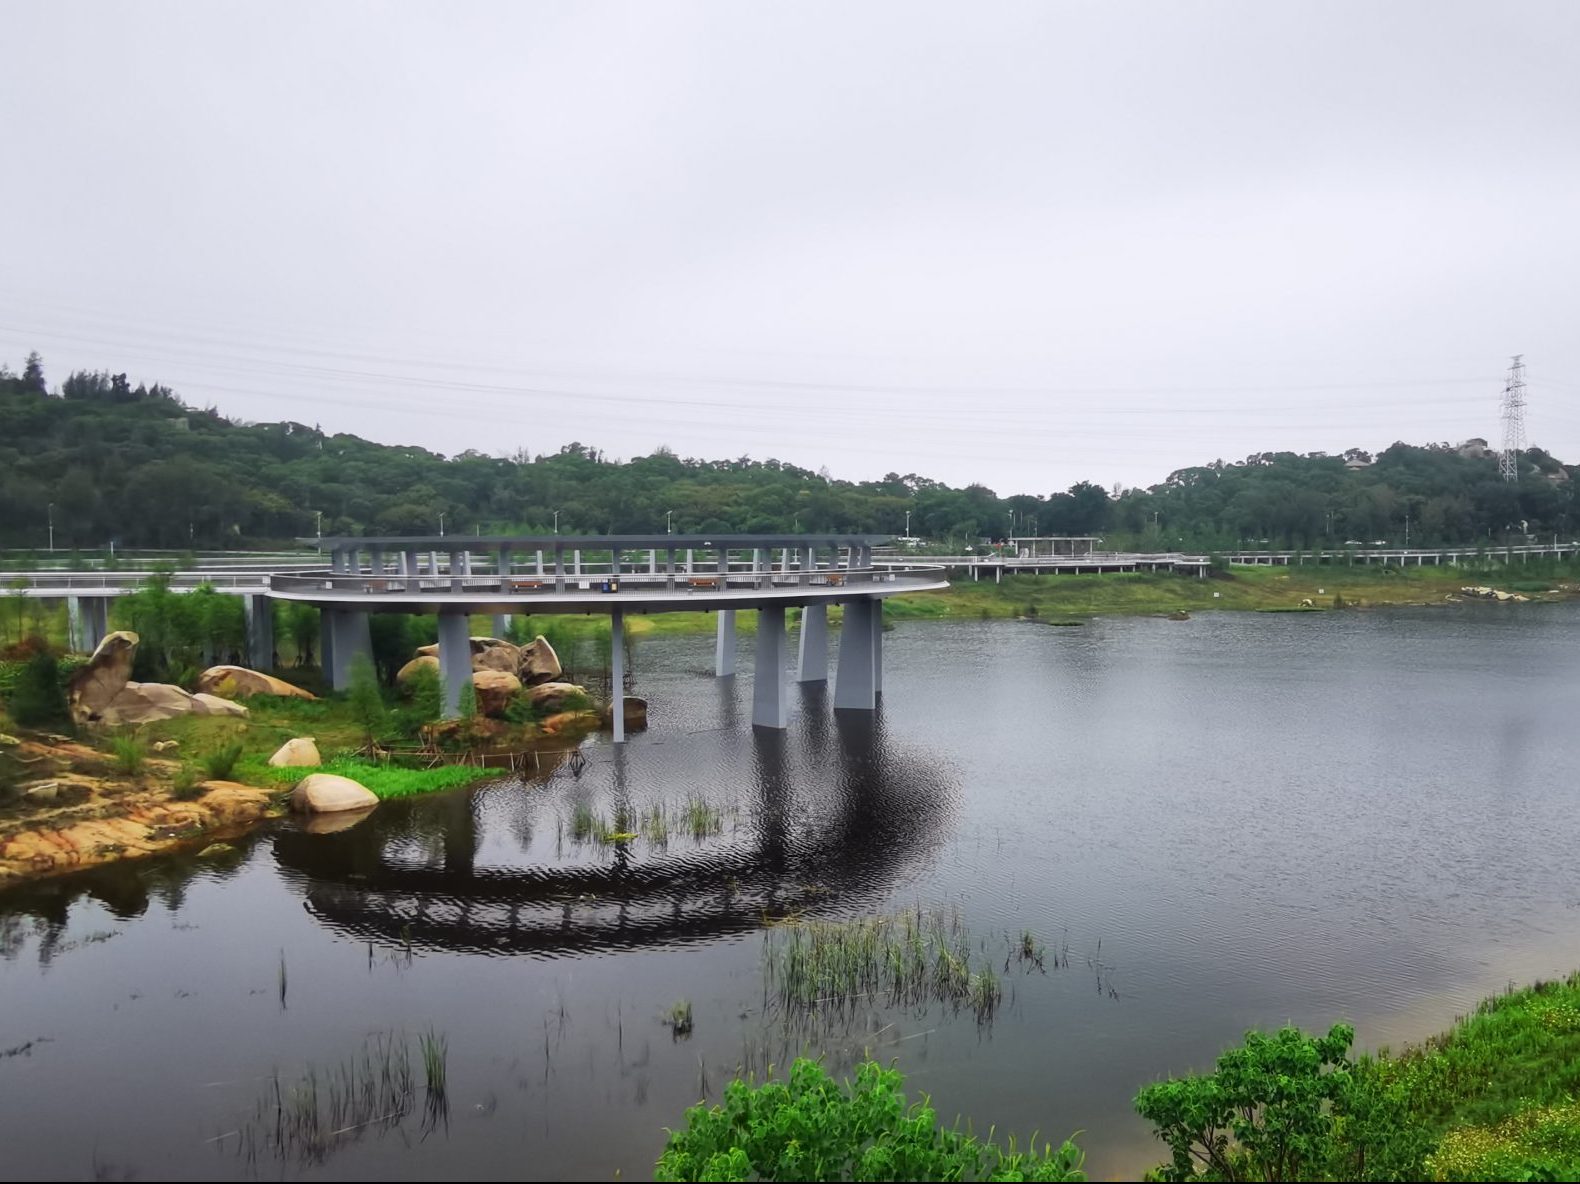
[67,630,140,725]
[268,737,321,767]
[396,654,441,687]
[100,682,198,726]
[604,696,648,731]
[524,681,590,712]
[472,641,521,674]
[415,636,510,660]
[196,666,316,701]
[519,635,562,685]
[472,669,521,717]
[290,772,378,814]
[192,693,249,717]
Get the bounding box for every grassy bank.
[237,754,498,799]
[1130,971,1580,1181]
[888,559,1580,622]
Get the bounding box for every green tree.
[345,653,385,747]
[7,652,69,728]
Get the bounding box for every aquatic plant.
[665,999,694,1039]
[225,1031,426,1166]
[655,1057,1086,1182]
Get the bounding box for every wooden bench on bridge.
[508,579,547,592]
[688,577,720,590]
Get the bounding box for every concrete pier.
[753,606,788,729]
[715,609,737,676]
[611,608,626,742]
[834,599,879,710]
[797,603,828,681]
[245,594,274,670]
[436,610,472,717]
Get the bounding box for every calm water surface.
[5,605,1580,1180]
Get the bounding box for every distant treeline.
[1,351,1572,551]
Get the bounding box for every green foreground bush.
[656,1057,1085,1182]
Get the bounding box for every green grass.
[239,755,498,800]
[108,733,146,776]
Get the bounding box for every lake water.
[5,605,1580,1180]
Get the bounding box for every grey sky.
[3,0,1576,494]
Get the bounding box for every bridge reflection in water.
[272,696,957,959]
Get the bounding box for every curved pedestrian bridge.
[293,534,946,737]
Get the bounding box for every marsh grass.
[222,1029,451,1167]
[201,740,244,780]
[764,906,1002,1025]
[570,797,727,849]
[241,756,495,799]
[109,733,146,776]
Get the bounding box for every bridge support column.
[715,609,737,676]
[491,614,509,640]
[834,599,877,710]
[319,606,335,675]
[797,602,828,681]
[328,608,373,690]
[611,608,626,743]
[244,594,274,671]
[753,606,788,729]
[437,610,472,718]
[67,596,82,652]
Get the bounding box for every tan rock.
[301,806,376,835]
[192,693,248,717]
[415,643,439,658]
[101,681,196,726]
[67,630,139,725]
[472,669,522,717]
[195,666,316,700]
[525,681,590,712]
[473,642,521,674]
[152,739,181,752]
[268,737,321,767]
[290,773,378,814]
[396,654,441,686]
[519,635,562,685]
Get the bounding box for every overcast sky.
[2,0,1576,494]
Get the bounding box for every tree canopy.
[1,353,1570,552]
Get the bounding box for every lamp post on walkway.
[666,510,674,534]
[553,510,560,535]
[315,510,322,540]
[47,503,54,553]
[439,512,447,537]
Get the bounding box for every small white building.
[1010,536,1100,559]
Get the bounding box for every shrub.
[1135,1024,1356,1183]
[201,741,243,781]
[345,653,386,743]
[7,652,68,728]
[656,1057,1085,1182]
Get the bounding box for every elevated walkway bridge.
[8,534,948,739]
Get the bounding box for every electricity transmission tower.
[1499,354,1527,482]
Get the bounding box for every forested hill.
[0,351,1573,552]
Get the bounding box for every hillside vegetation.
[1,351,1572,552]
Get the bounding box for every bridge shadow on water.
[272,693,958,959]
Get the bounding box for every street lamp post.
[47,503,54,553]
[439,512,446,537]
[666,510,674,535]
[314,510,323,540]
[552,510,560,535]
[904,509,911,538]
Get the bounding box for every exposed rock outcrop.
[290,773,378,814]
[268,737,321,767]
[196,666,316,700]
[98,683,250,726]
[67,630,139,725]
